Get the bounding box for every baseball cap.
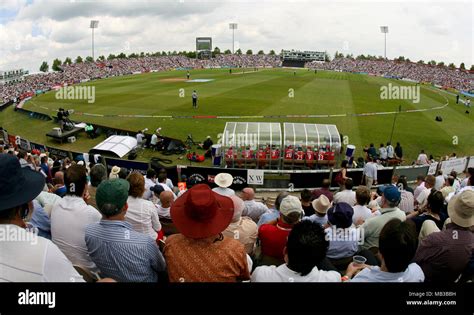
[379,185,401,203]
[279,195,304,217]
[96,179,130,212]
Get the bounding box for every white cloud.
[0,0,472,72]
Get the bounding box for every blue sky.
[0,0,472,72]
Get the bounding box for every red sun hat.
[170,184,234,239]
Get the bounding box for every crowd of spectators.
[3,53,471,104]
[1,144,472,283]
[0,54,281,103]
[306,57,473,91]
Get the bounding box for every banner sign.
[427,162,439,175]
[179,166,248,190]
[440,157,468,175]
[248,169,264,185]
[394,165,430,182]
[45,146,71,159]
[30,142,47,153]
[18,138,31,152]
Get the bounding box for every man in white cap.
[212,173,235,196]
[414,190,474,282]
[258,195,304,264]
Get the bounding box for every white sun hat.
[214,173,233,188]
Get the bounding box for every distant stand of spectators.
[0,54,280,103]
[306,57,472,91]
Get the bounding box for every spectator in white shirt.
[157,172,176,196]
[150,130,159,150]
[461,168,474,189]
[362,157,378,189]
[413,175,426,200]
[125,172,162,241]
[434,170,445,191]
[251,220,342,282]
[241,187,269,223]
[415,175,435,210]
[450,171,462,193]
[158,168,174,190]
[0,154,85,282]
[136,130,145,147]
[440,176,455,199]
[333,178,356,206]
[349,219,424,282]
[212,173,235,197]
[150,184,165,206]
[353,186,373,224]
[386,142,394,159]
[416,149,430,165]
[156,191,174,219]
[51,165,102,273]
[378,143,387,161]
[143,169,157,201]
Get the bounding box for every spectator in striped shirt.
[397,177,415,214]
[85,179,166,282]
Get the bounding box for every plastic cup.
[353,255,367,265]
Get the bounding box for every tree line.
[38,49,473,72]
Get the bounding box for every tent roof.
[90,135,137,158]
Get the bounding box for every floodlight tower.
[380,26,388,59]
[229,23,238,54]
[90,20,99,61]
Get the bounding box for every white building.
[0,69,27,85]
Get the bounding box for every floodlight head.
[380,26,388,33]
[90,20,99,28]
[229,23,238,30]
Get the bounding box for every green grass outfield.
[1,68,472,164]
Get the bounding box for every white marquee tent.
[90,135,137,158]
